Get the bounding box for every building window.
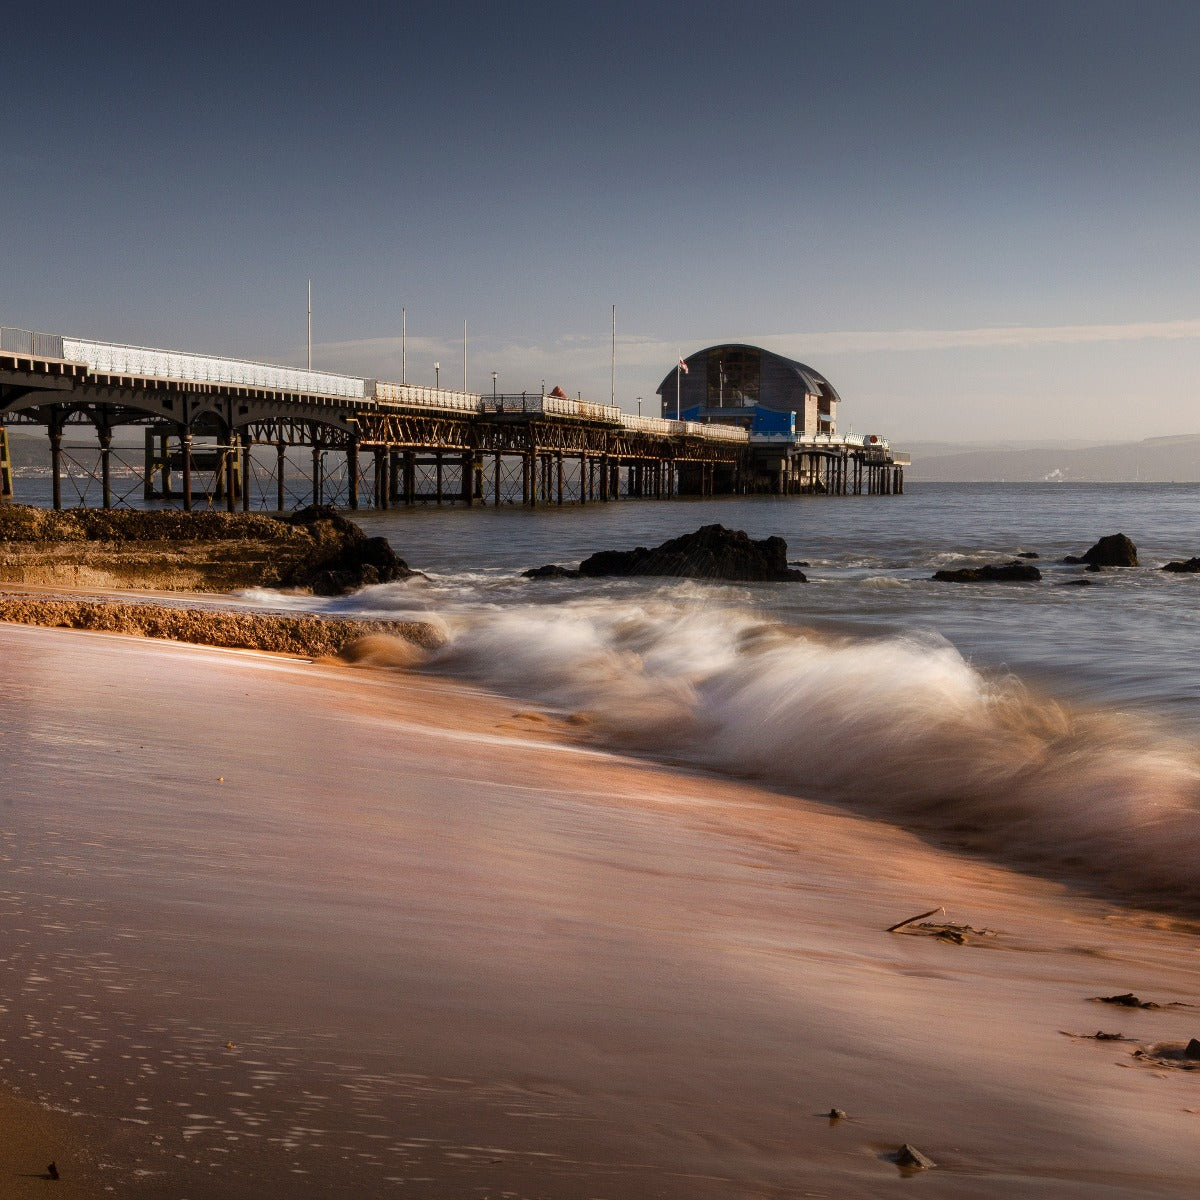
[707,347,759,407]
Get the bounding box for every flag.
[678,358,689,373]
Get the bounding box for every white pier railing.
[60,337,369,399]
[481,393,625,422]
[372,380,483,413]
[1,326,66,358]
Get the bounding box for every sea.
[245,483,1200,911]
[10,479,1200,907]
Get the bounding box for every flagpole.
[611,304,616,408]
[401,306,407,384]
[676,350,681,420]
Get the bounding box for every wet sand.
[1,621,1199,1198]
[0,1088,104,1198]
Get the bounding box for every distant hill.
[3,427,50,469]
[2,427,148,471]
[904,435,1200,483]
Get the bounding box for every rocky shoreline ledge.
[0,504,440,659]
[0,504,416,595]
[0,594,442,659]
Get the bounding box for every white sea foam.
[427,593,1200,907]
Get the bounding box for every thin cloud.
[734,319,1200,355]
[529,318,1200,377]
[304,317,1200,397]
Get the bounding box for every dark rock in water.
[1163,557,1200,573]
[1060,578,1095,587]
[1064,533,1138,567]
[1186,1039,1200,1060]
[932,561,1042,583]
[523,564,581,579]
[1016,551,1039,559]
[577,524,806,582]
[281,506,420,595]
[894,1144,935,1169]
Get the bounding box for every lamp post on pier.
[492,371,498,403]
[434,361,440,389]
[637,396,642,417]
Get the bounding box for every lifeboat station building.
[656,344,839,436]
[655,343,905,494]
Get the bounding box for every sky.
[5,0,1200,443]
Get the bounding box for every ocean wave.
[427,594,1200,911]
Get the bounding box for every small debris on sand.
[1092,992,1196,1010]
[893,1143,935,1169]
[887,906,997,944]
[1132,1042,1200,1070]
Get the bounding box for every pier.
[0,326,906,511]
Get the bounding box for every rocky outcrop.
[530,524,806,582]
[1162,557,1200,573]
[522,563,581,580]
[893,1144,936,1170]
[278,506,418,595]
[1064,533,1138,567]
[933,561,1042,583]
[0,504,418,595]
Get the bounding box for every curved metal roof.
[655,344,841,404]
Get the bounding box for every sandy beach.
[1,617,1199,1198]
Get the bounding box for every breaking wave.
[429,591,1200,910]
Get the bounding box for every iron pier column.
[180,427,193,512]
[374,448,387,509]
[49,416,63,511]
[99,426,112,509]
[239,432,251,512]
[224,444,237,513]
[347,441,360,510]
